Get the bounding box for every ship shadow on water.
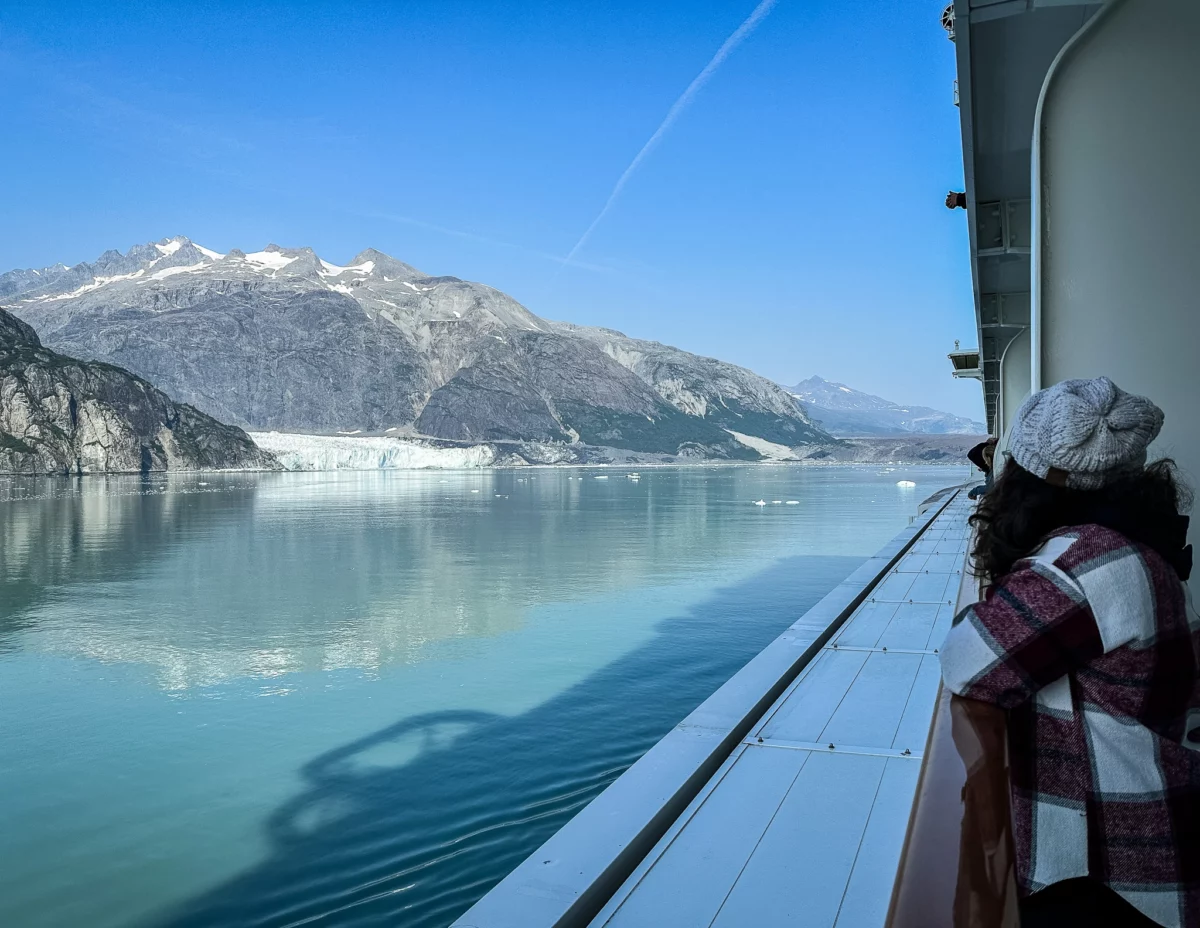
[155,554,860,928]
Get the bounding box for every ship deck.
[590,494,971,927]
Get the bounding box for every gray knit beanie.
[1008,377,1164,490]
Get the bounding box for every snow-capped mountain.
[789,376,986,437]
[1,237,831,459]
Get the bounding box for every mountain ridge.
[2,237,833,460]
[788,375,985,437]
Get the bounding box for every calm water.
[0,465,965,928]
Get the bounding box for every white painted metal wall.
[1033,0,1200,560]
[997,327,1031,449]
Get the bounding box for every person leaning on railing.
[967,436,997,500]
[938,377,1200,928]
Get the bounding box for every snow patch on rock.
[243,251,297,272]
[32,269,147,301]
[194,244,224,261]
[319,259,374,277]
[150,263,207,280]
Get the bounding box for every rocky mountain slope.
[2,237,832,460]
[0,308,277,475]
[788,376,985,437]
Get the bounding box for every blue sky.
[0,1,982,419]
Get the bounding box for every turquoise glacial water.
[0,464,966,928]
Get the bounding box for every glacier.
[251,432,499,471]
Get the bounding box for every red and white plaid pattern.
[940,524,1200,927]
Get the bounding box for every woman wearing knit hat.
[939,377,1199,928]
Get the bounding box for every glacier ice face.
[250,432,499,471]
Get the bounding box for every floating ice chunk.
[897,480,917,488]
[754,499,766,506]
[471,489,479,493]
[771,500,782,504]
[786,500,800,505]
[594,475,608,480]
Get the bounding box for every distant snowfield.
[251,432,497,471]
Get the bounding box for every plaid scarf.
[940,524,1200,927]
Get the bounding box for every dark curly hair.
[970,458,1192,582]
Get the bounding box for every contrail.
[560,0,779,269]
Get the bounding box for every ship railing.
[886,551,1021,928]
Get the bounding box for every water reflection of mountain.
[0,476,258,654]
[0,469,852,688]
[154,553,861,928]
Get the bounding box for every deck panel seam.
[742,738,924,760]
[703,752,815,928]
[831,758,894,928]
